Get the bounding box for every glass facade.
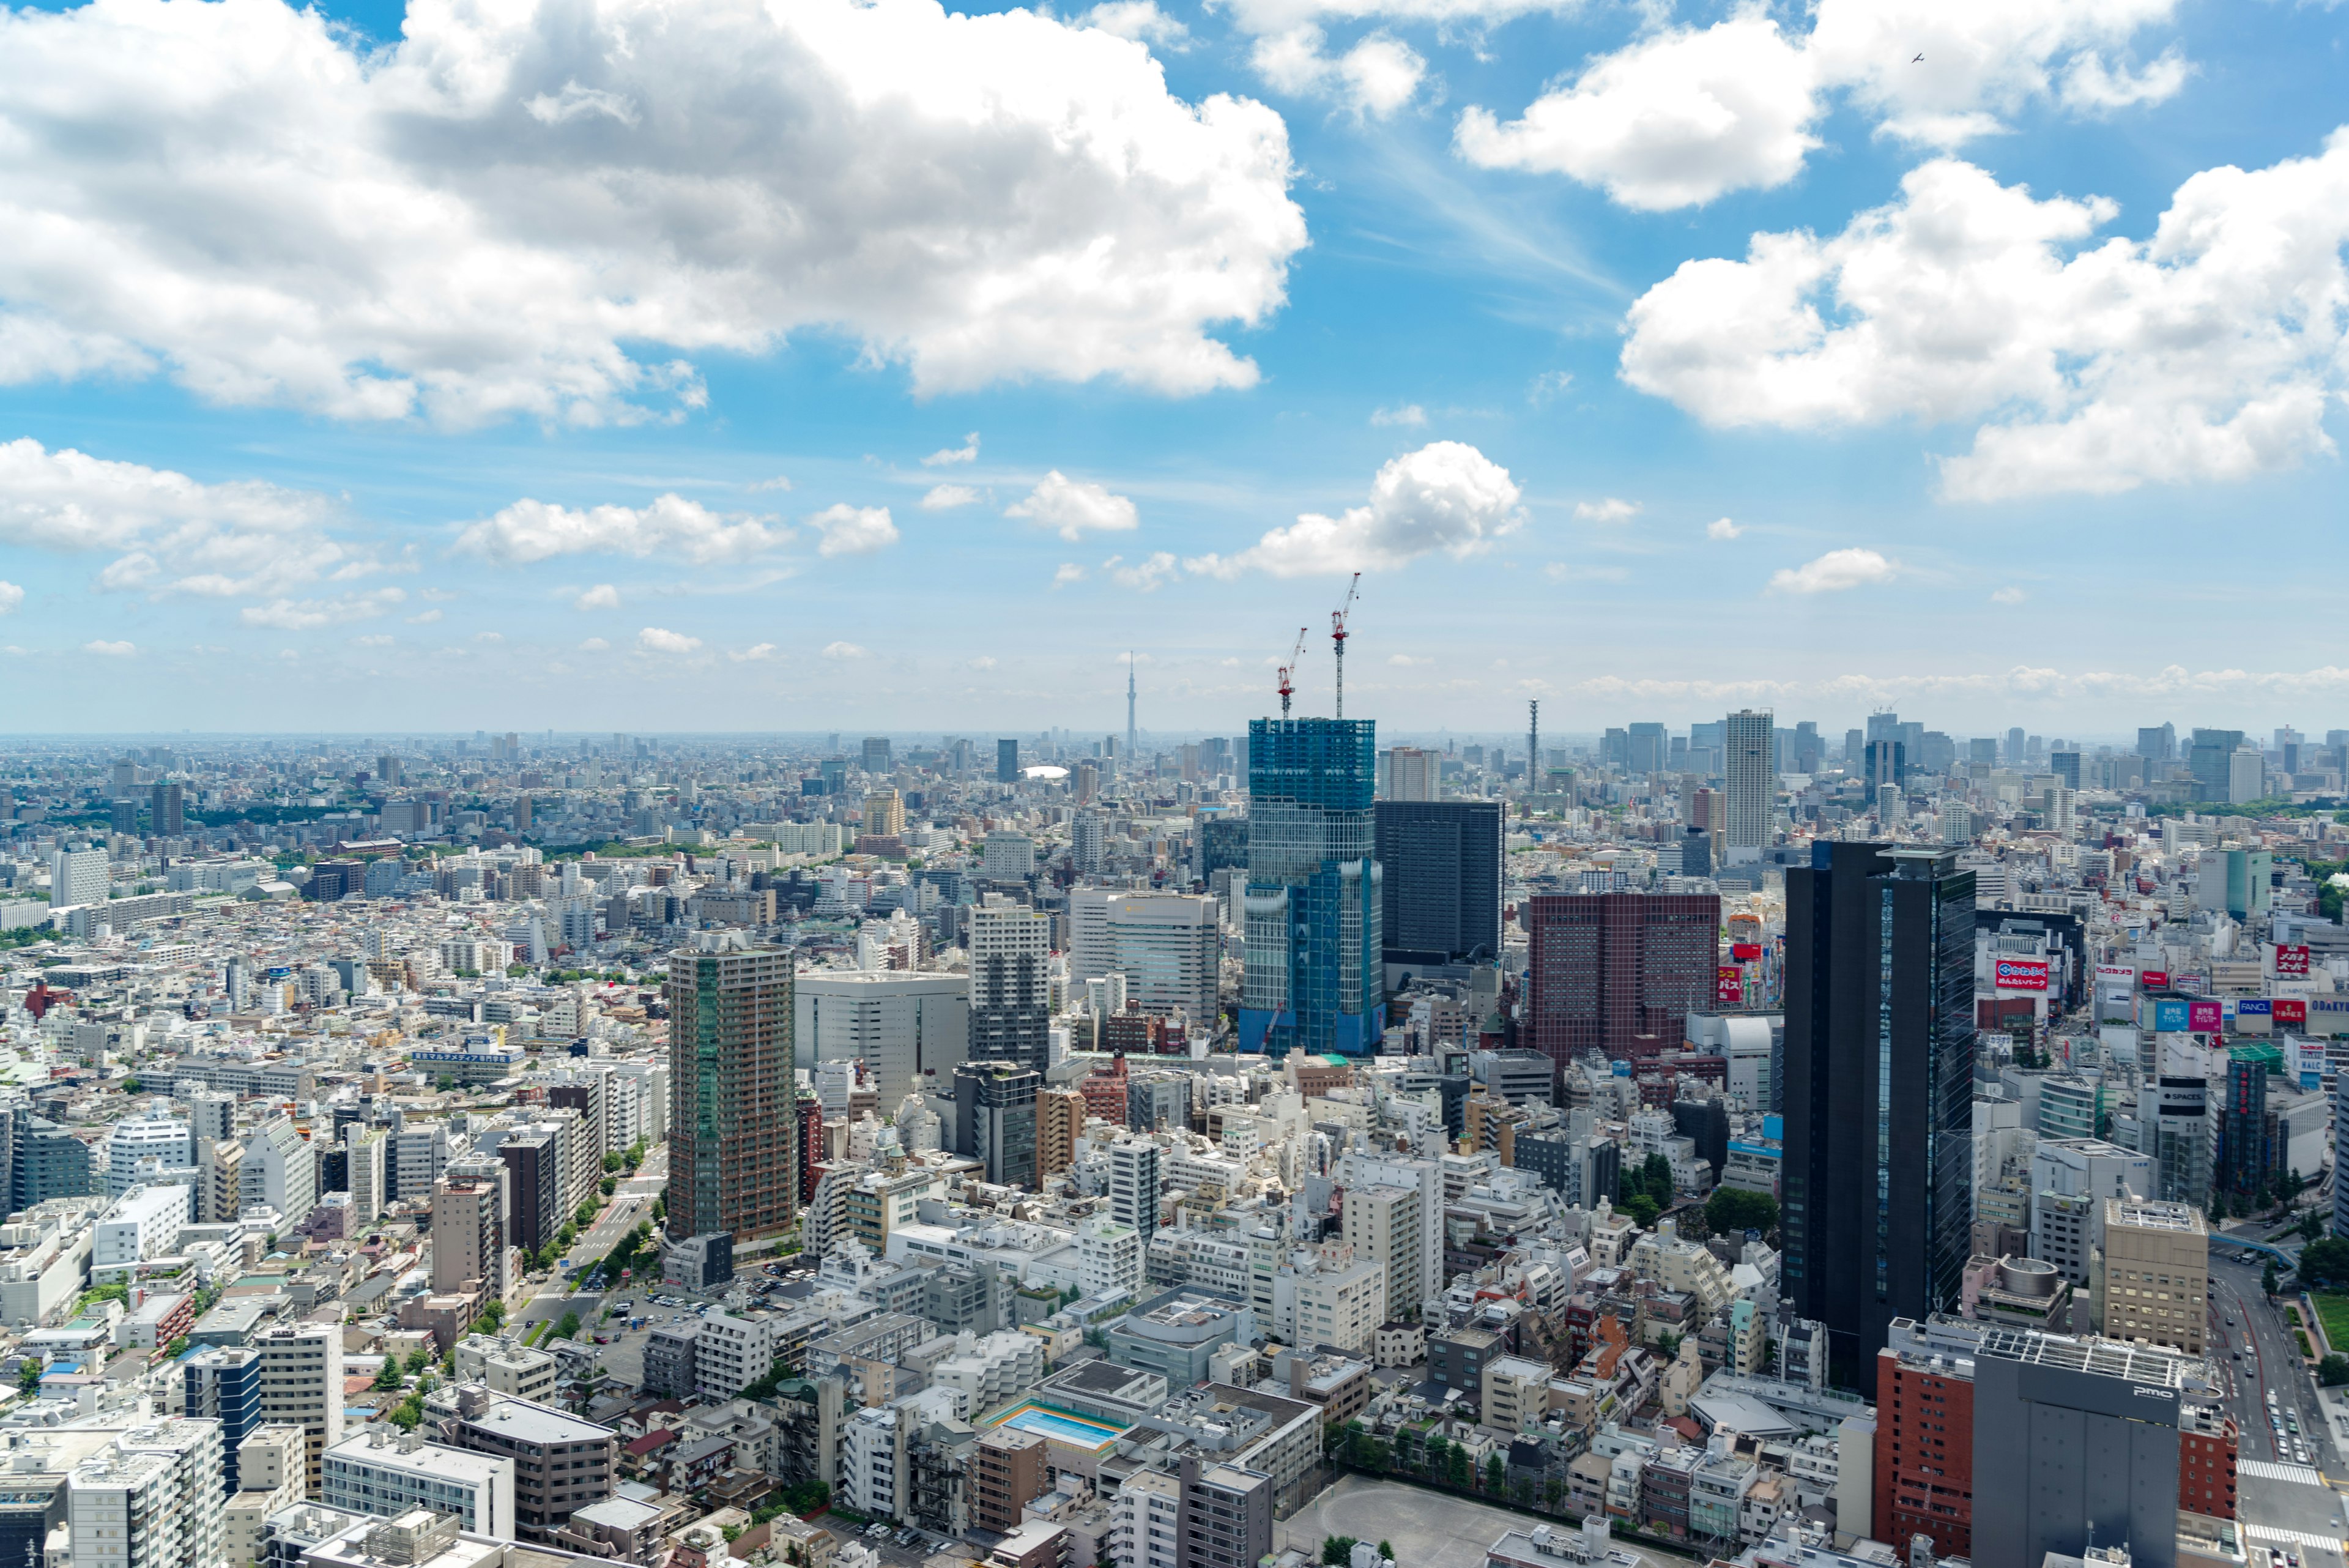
[1238,718,1382,1056]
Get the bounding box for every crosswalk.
[2244,1525,2345,1550]
[2243,1460,2328,1485]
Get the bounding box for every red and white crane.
[1275,625,1308,718]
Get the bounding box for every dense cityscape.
[0,702,2332,1568]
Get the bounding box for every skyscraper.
[968,897,1051,1071]
[1521,891,1719,1066]
[954,1060,1040,1188]
[1384,746,1438,801]
[149,779,184,836]
[861,736,892,775]
[1239,717,1382,1056]
[1721,709,1773,863]
[1782,841,1975,1395]
[666,945,800,1243]
[1374,799,1502,979]
[48,845,106,908]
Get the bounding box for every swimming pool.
[990,1402,1126,1449]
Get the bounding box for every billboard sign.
[1994,958,2050,991]
[1731,942,1762,962]
[2189,1000,2223,1033]
[1716,966,1744,1006]
[2276,944,2312,977]
[2274,998,2309,1027]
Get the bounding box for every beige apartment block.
[2097,1197,2208,1354]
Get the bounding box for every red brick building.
[1523,892,1720,1067]
[1874,1345,1975,1558]
[2180,1406,2239,1520]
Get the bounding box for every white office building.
[1078,1215,1144,1301]
[1723,709,1774,863]
[50,847,108,910]
[323,1430,514,1537]
[796,970,971,1104]
[107,1118,193,1198]
[840,1406,905,1522]
[1067,891,1220,1025]
[94,1184,191,1268]
[70,1422,225,1568]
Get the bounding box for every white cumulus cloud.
[1457,0,2184,210]
[457,496,786,564]
[921,434,981,467]
[1768,548,1896,594]
[920,485,979,511]
[1574,497,1640,523]
[822,641,868,661]
[730,642,777,661]
[1456,15,1819,211]
[1707,517,1743,540]
[1622,138,2349,500]
[574,584,621,611]
[83,639,135,656]
[1371,404,1427,427]
[1105,552,1181,591]
[1006,473,1140,541]
[0,582,21,615]
[0,0,1306,424]
[637,626,702,654]
[1990,585,2028,604]
[1250,27,1424,118]
[1084,1,1189,46]
[809,504,899,557]
[1186,440,1522,578]
[0,437,369,600]
[1052,563,1087,589]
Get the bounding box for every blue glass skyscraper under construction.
[1239,717,1383,1055]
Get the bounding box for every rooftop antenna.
[1126,656,1137,760]
[1528,699,1540,795]
[1277,626,1308,719]
[1330,572,1360,719]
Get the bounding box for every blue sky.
[1,0,2345,741]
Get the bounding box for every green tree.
[477,1299,507,1329]
[1485,1454,1506,1493]
[1378,1547,1393,1562]
[404,1348,432,1375]
[16,1360,40,1393]
[2303,1209,2327,1244]
[1446,1445,1471,1488]
[120,1077,142,1093]
[1637,1153,1675,1206]
[2264,1261,2281,1298]
[600,1175,618,1197]
[1705,1187,1780,1237]
[2300,1236,2349,1287]
[552,1312,582,1342]
[1423,1435,1449,1477]
[603,1151,625,1173]
[1623,1193,1661,1229]
[372,1359,405,1391]
[1321,1539,1359,1567]
[436,1076,456,1093]
[2320,1354,2349,1387]
[388,1392,425,1430]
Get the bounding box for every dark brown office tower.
[1522,891,1720,1066]
[666,946,798,1242]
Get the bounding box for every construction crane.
[1330,572,1360,718]
[1275,626,1308,718]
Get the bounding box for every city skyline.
[2,1,2347,729]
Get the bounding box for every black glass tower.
[1783,841,1975,1395]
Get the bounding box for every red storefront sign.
[1716,966,1744,1005]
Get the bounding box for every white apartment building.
[1067,891,1220,1025]
[254,1323,345,1494]
[71,1422,225,1568]
[796,970,971,1104]
[694,1312,779,1399]
[94,1184,191,1268]
[241,1118,317,1230]
[224,1426,308,1568]
[1111,1466,1182,1568]
[1340,1184,1420,1325]
[453,1334,561,1402]
[981,833,1036,880]
[49,847,108,910]
[1290,1252,1384,1354]
[928,1330,1045,1411]
[323,1430,514,1537]
[106,1118,193,1198]
[1334,1152,1441,1316]
[1110,1139,1162,1239]
[1078,1216,1143,1302]
[840,1406,905,1522]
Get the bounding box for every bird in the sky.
[1912,51,1924,61]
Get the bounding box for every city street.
[514,1140,668,1335]
[2210,1247,2349,1562]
